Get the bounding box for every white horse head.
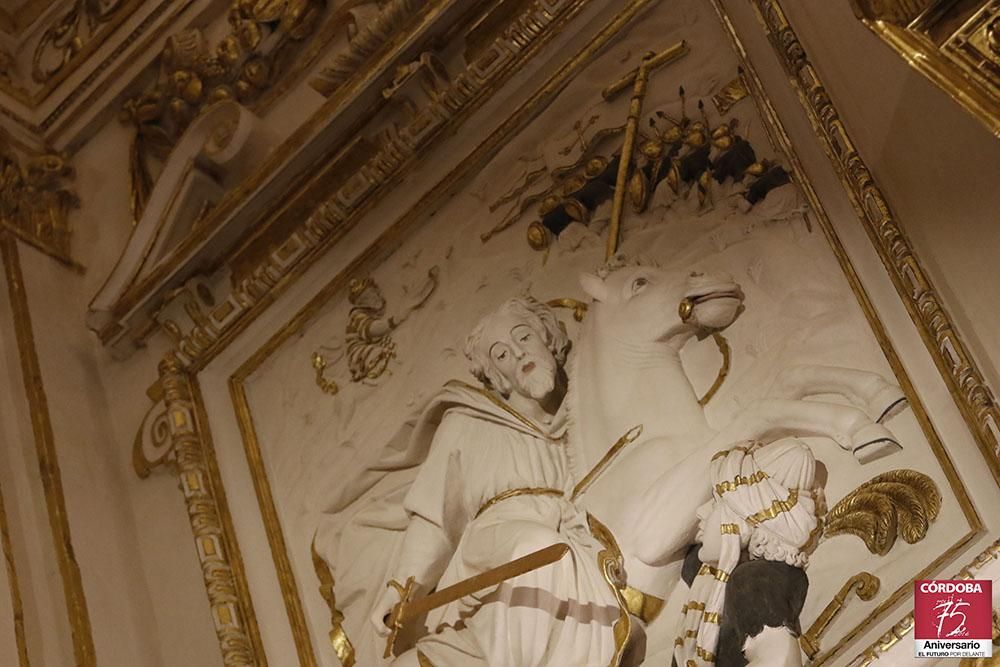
[568,260,744,475]
[578,261,744,350]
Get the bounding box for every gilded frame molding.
[1,232,96,665]
[748,0,1000,489]
[130,0,1000,665]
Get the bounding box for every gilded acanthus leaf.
[823,469,941,556]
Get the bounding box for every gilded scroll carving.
[800,572,880,659]
[136,355,260,666]
[121,0,327,222]
[32,0,128,84]
[754,0,1000,484]
[0,138,78,265]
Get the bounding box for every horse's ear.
[579,272,608,302]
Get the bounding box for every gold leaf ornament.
[252,0,286,22]
[823,470,942,556]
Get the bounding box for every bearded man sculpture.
[369,296,635,666]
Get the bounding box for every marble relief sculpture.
[369,296,635,666]
[315,256,911,666]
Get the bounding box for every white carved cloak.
[315,381,630,667]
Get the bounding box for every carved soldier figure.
[369,296,636,666]
[674,438,819,667]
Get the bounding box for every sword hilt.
[383,576,416,658]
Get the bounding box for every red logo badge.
[914,580,992,658]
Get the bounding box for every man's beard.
[517,356,557,400]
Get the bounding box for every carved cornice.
[0,133,78,265]
[99,0,595,360]
[849,0,1000,137]
[752,0,1000,486]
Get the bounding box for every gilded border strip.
[0,472,29,665]
[0,232,95,666]
[748,0,1000,488]
[709,2,983,664]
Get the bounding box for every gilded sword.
[382,542,571,658]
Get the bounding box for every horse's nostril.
[689,271,703,278]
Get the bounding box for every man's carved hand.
[370,583,402,638]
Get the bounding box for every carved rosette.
[753,0,1000,485]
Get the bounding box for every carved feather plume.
[823,469,941,556]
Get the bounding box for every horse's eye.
[632,277,649,293]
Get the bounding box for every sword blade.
[398,543,570,624]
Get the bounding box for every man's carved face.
[480,311,558,402]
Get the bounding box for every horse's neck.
[570,318,710,471]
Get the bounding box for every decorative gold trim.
[715,470,769,495]
[156,355,265,666]
[850,0,1000,138]
[709,2,984,664]
[311,541,354,666]
[749,0,1000,487]
[697,563,730,583]
[0,138,79,267]
[697,333,731,406]
[229,376,316,666]
[800,571,880,659]
[0,471,29,665]
[1,232,95,665]
[475,487,565,519]
[621,585,665,624]
[586,513,632,667]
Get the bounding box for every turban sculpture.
[674,438,819,666]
